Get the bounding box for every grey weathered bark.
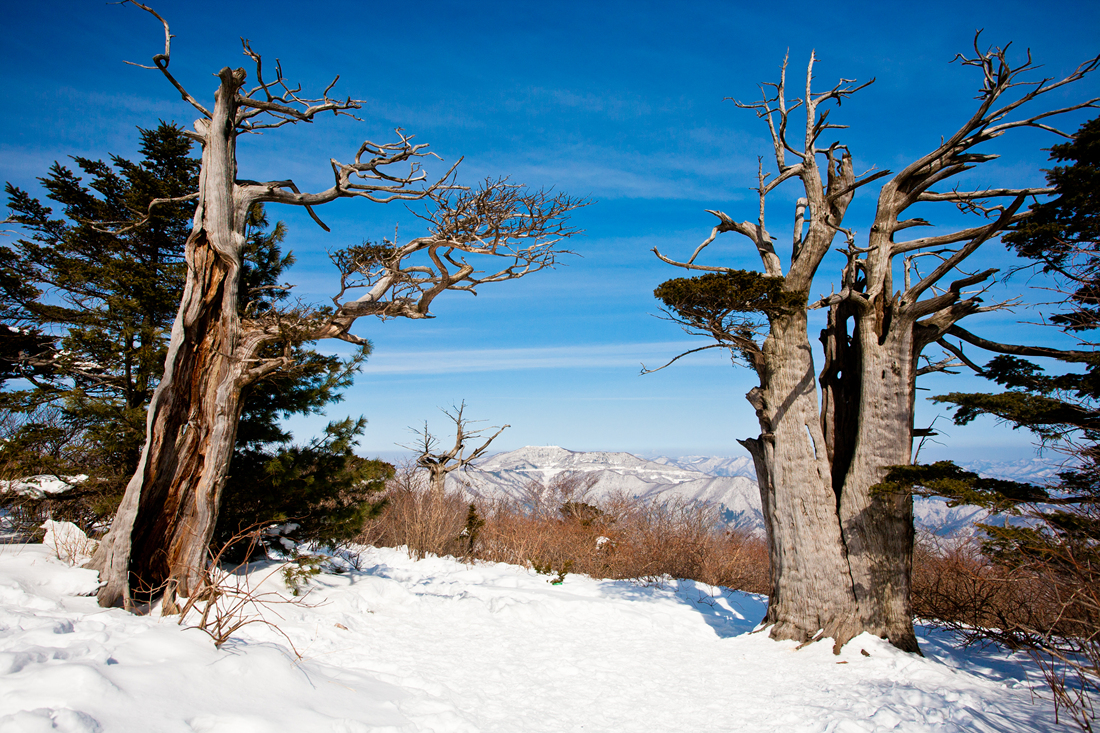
[654,40,1099,652]
[406,403,509,496]
[90,3,583,610]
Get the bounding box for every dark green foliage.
[875,461,1050,514]
[655,270,804,323]
[530,557,573,584]
[2,124,380,548]
[216,418,394,550]
[654,271,804,365]
[0,123,196,511]
[0,325,54,384]
[922,116,1100,517]
[897,112,1100,561]
[282,552,325,595]
[895,115,1100,729]
[1004,115,1100,333]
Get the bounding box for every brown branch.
[947,325,1097,363]
[825,168,892,204]
[332,181,585,322]
[640,343,731,374]
[651,247,735,274]
[119,1,212,118]
[917,186,1054,203]
[906,268,999,320]
[936,337,988,374]
[87,192,200,236]
[892,212,1031,255]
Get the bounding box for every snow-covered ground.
[0,533,1060,732]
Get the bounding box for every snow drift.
[0,539,1059,731]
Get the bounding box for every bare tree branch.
[330,180,587,321]
[947,325,1097,363]
[936,337,988,374]
[640,343,731,374]
[119,1,212,118]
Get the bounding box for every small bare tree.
[89,3,583,611]
[652,38,1098,652]
[404,403,509,496]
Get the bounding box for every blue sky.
[4,0,1099,461]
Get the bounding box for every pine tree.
[217,417,393,553]
[1,123,195,519]
[1,124,380,540]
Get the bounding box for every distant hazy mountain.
[959,458,1061,484]
[650,454,1060,484]
[650,455,757,479]
[454,446,998,536]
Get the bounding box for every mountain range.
[449,446,1039,537]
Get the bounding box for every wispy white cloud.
[360,341,729,375]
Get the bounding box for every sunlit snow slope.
[0,538,1060,732]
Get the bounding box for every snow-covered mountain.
[651,454,757,478]
[455,446,994,537]
[452,446,764,532]
[962,458,1062,484]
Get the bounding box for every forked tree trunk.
[835,316,919,652]
[91,68,252,610]
[657,42,1096,656]
[747,297,921,653]
[746,311,862,648]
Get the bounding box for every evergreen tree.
[0,123,194,519]
[1,124,383,540]
[217,417,393,552]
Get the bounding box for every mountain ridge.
[449,445,1026,536]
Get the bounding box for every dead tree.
[404,403,508,496]
[652,38,1099,652]
[89,3,583,611]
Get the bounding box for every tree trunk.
[835,314,919,652]
[747,304,920,652]
[751,311,862,648]
[90,68,251,610]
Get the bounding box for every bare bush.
[359,462,468,560]
[174,528,310,654]
[360,469,770,594]
[912,531,1100,730]
[911,534,1036,631]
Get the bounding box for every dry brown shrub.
[360,468,770,594]
[359,462,467,560]
[911,534,1037,631]
[912,532,1100,730]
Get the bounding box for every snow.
[0,476,88,499]
[0,537,1060,732]
[651,454,758,479]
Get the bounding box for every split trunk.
[91,68,261,610]
[744,304,919,653]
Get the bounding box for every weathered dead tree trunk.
[94,67,255,608]
[654,40,1099,652]
[90,3,583,610]
[405,402,508,496]
[743,310,861,643]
